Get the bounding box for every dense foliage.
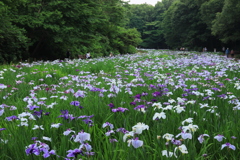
[1,0,240,63]
[0,0,142,63]
[128,0,240,51]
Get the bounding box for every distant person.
[225,48,230,57]
[66,49,71,59]
[86,52,91,59]
[230,49,234,58]
[204,47,207,52]
[222,47,225,54]
[214,48,216,52]
[109,52,113,57]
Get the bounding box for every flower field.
[0,50,240,160]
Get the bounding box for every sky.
[124,0,160,6]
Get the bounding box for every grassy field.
[0,50,240,160]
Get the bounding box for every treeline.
[1,0,239,63]
[128,0,240,52]
[0,0,142,63]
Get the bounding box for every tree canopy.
[1,0,239,63]
[127,0,239,51]
[0,0,142,63]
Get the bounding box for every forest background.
[0,0,239,63]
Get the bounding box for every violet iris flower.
[70,101,80,106]
[116,128,129,134]
[134,94,141,99]
[29,105,40,110]
[152,91,162,97]
[134,105,146,110]
[108,103,115,108]
[59,110,75,120]
[102,122,114,129]
[171,138,182,146]
[130,102,136,106]
[5,115,18,121]
[33,110,43,118]
[112,107,128,112]
[25,144,40,156]
[66,149,83,158]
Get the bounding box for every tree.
[127,4,154,48]
[212,0,240,47]
[0,1,28,63]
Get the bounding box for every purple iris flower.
[102,122,114,129]
[41,148,56,158]
[211,88,220,91]
[0,128,6,131]
[182,93,188,97]
[134,105,146,110]
[202,154,208,157]
[202,96,210,100]
[70,101,80,106]
[116,128,129,134]
[130,102,136,106]
[45,112,50,116]
[5,115,18,121]
[112,107,128,113]
[58,110,75,120]
[31,137,38,140]
[151,99,158,102]
[141,92,148,96]
[67,149,83,158]
[29,105,40,110]
[217,83,224,86]
[152,91,162,97]
[217,94,227,98]
[149,84,156,89]
[109,139,118,143]
[134,94,141,99]
[25,144,40,156]
[78,115,94,119]
[33,110,43,118]
[108,103,115,108]
[171,138,182,146]
[82,118,93,126]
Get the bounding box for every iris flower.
[153,112,166,120]
[74,131,91,143]
[127,138,143,148]
[132,122,149,134]
[70,101,80,106]
[162,133,174,141]
[214,134,226,142]
[102,122,114,129]
[198,134,210,143]
[162,150,174,157]
[221,143,236,150]
[174,144,188,154]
